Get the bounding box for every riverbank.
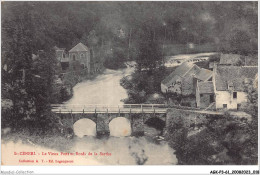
[52,67,106,104]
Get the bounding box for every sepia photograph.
[0,0,259,173]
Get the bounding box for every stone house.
[55,43,103,74]
[219,54,241,66]
[68,42,91,73]
[213,65,258,110]
[210,53,257,68]
[54,46,69,71]
[195,64,258,110]
[161,62,213,96]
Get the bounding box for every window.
[63,53,65,58]
[228,82,234,90]
[80,53,85,59]
[233,92,237,99]
[72,54,76,61]
[210,94,214,103]
[200,94,203,98]
[223,104,227,108]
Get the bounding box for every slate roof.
[161,62,194,87]
[69,43,89,52]
[195,68,213,81]
[161,62,213,87]
[198,81,214,94]
[219,54,241,65]
[215,66,258,91]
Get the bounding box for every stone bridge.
[51,104,168,137]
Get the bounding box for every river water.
[64,68,132,105]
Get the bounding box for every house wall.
[215,91,248,109]
[161,76,182,94]
[56,50,65,61]
[199,94,212,108]
[168,77,182,94]
[69,51,90,73]
[161,65,200,95]
[195,84,200,107]
[182,76,196,96]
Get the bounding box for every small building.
[213,65,258,110]
[69,42,90,73]
[54,42,103,74]
[54,46,69,71]
[219,54,241,66]
[54,46,67,62]
[161,62,213,96]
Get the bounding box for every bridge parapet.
[51,104,167,114]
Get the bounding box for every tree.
[2,2,35,120]
[2,2,57,130]
[31,50,56,115]
[135,26,163,72]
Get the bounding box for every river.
[64,65,134,105]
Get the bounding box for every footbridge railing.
[51,104,168,114]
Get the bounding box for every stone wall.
[166,108,212,129]
[57,112,167,137]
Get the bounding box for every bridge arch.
[71,113,97,125]
[73,118,96,138]
[109,117,131,137]
[144,117,166,131]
